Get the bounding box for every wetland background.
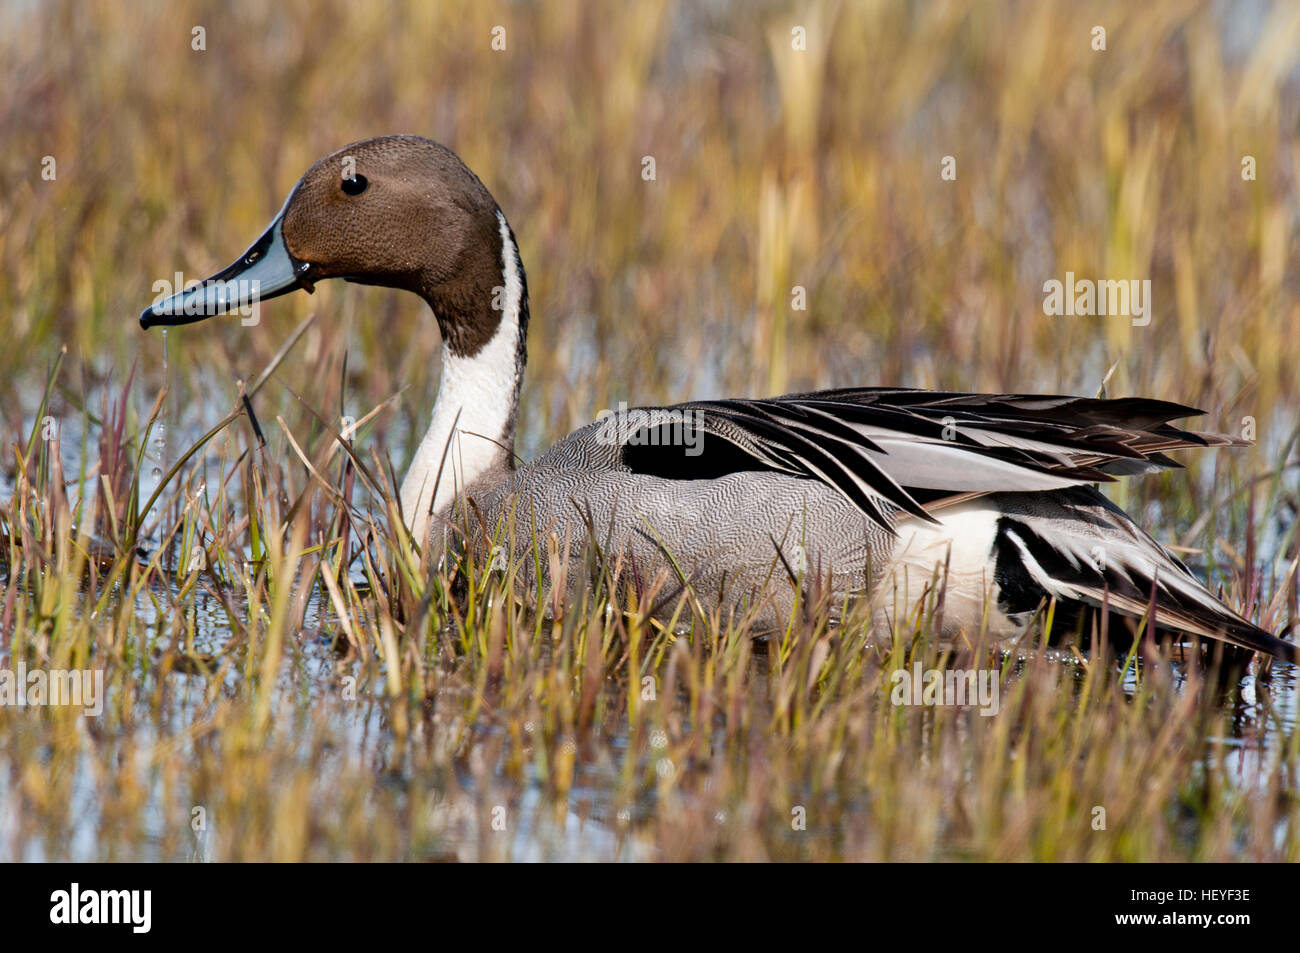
[1,0,1299,860]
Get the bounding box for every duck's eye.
[341,174,368,196]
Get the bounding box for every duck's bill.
[139,210,313,329]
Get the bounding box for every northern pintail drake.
[141,135,1296,664]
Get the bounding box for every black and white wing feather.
[620,388,1240,532]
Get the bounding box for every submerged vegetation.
[2,0,1299,860]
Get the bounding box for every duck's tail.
[988,487,1297,664]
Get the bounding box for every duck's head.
[140,134,525,360]
[142,135,530,544]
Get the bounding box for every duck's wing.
[618,388,1242,532]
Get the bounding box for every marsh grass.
[1,0,1299,860]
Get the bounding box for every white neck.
[400,211,524,547]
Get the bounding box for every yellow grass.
[0,0,1297,861]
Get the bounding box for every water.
[137,329,169,534]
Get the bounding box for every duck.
[140,134,1297,664]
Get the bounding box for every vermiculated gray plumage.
[452,391,1296,663]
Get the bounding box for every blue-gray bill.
[139,203,311,329]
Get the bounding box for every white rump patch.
[876,502,1022,638]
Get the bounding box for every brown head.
[140,134,528,362]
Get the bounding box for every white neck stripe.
[400,210,523,545]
